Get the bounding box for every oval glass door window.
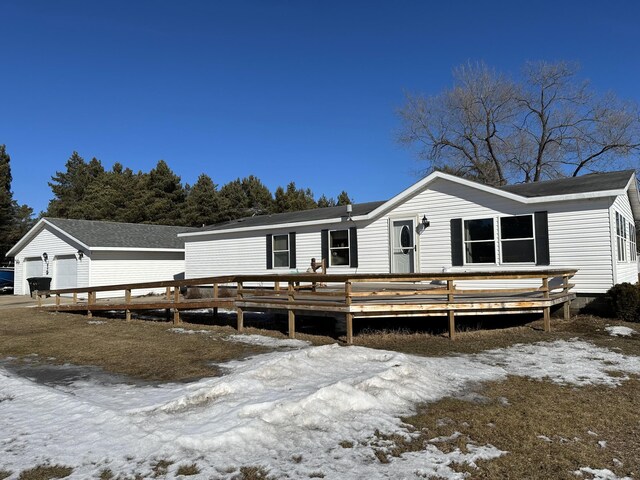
[400,225,411,254]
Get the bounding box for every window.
[329,229,350,266]
[630,221,637,263]
[272,234,290,268]
[463,218,495,264]
[500,215,535,263]
[616,212,627,262]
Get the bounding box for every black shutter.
[289,232,296,268]
[349,226,358,268]
[266,234,273,269]
[321,229,329,268]
[450,218,463,266]
[534,211,550,265]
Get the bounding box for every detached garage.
[7,218,195,297]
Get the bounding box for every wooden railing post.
[173,286,181,324]
[37,293,42,308]
[165,286,171,300]
[288,281,296,339]
[87,291,94,318]
[562,274,571,320]
[447,279,455,340]
[213,282,219,318]
[236,281,244,332]
[345,280,353,345]
[542,276,550,332]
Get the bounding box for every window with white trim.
[463,215,537,264]
[616,212,627,262]
[329,229,350,266]
[272,234,290,268]
[463,218,495,264]
[630,220,637,262]
[500,215,535,263]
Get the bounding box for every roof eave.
[89,247,185,252]
[6,218,92,257]
[178,216,362,238]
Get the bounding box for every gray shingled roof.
[499,170,635,198]
[200,201,386,232]
[46,218,197,249]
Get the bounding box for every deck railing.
[37,269,577,343]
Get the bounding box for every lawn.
[0,307,638,479]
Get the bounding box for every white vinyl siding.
[89,251,185,299]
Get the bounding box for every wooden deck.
[36,270,577,344]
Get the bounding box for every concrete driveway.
[0,294,39,308]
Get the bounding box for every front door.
[391,219,415,273]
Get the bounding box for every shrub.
[606,282,640,322]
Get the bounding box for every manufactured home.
[8,218,195,297]
[179,170,639,297]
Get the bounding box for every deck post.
[237,308,244,331]
[542,277,551,332]
[345,281,353,345]
[55,294,60,307]
[87,291,95,318]
[125,289,131,303]
[236,281,244,332]
[288,281,296,338]
[448,310,455,340]
[37,293,42,308]
[125,309,131,322]
[165,287,171,300]
[73,292,78,304]
[446,279,455,339]
[213,283,219,318]
[562,274,571,320]
[173,309,181,324]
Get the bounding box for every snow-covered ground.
[1,338,639,479]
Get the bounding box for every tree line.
[0,145,36,262]
[45,152,353,227]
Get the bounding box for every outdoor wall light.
[77,250,84,260]
[421,215,430,229]
[42,252,48,261]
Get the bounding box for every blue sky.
[2,0,639,215]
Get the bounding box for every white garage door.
[55,255,77,289]
[24,258,43,279]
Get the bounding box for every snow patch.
[574,467,631,479]
[605,326,635,337]
[226,334,311,348]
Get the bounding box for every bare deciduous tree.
[398,61,640,185]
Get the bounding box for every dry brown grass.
[380,375,640,479]
[17,464,73,480]
[175,463,200,476]
[0,307,275,381]
[354,315,640,358]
